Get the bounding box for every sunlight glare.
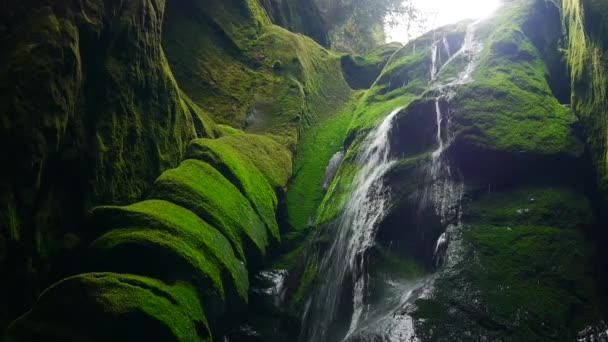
[386,0,501,43]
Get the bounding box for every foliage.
[318,0,422,53]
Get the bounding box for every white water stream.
[300,108,401,342]
[300,19,484,342]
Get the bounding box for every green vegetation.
[340,43,402,89]
[563,0,608,197]
[148,160,269,261]
[452,22,582,155]
[466,187,593,230]
[414,186,603,340]
[187,138,281,241]
[210,134,293,191]
[286,95,359,233]
[162,1,350,145]
[91,200,249,300]
[8,273,210,342]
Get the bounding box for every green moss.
[452,2,582,156]
[465,224,599,338]
[466,186,594,230]
[212,134,293,190]
[287,257,319,315]
[417,183,602,340]
[340,43,402,89]
[218,124,244,135]
[91,200,248,300]
[251,25,351,143]
[187,137,281,242]
[286,94,359,233]
[148,159,269,261]
[162,3,350,144]
[8,273,210,342]
[563,0,608,197]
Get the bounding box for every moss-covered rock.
[187,137,281,241]
[0,0,218,328]
[148,159,269,262]
[563,0,608,199]
[258,0,330,46]
[162,0,350,144]
[208,134,293,191]
[91,200,248,301]
[451,1,582,157]
[340,43,402,89]
[413,186,604,341]
[8,273,210,342]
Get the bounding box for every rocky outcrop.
[0,0,218,329]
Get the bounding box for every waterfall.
[427,21,482,266]
[300,108,401,342]
[299,21,485,341]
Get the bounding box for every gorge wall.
[1,0,608,341]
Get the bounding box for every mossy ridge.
[148,159,269,261]
[8,272,210,342]
[162,1,351,145]
[187,138,280,241]
[213,134,293,191]
[92,228,225,299]
[91,200,248,300]
[563,0,608,198]
[451,0,582,156]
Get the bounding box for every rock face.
[2,0,608,340]
[563,0,608,199]
[287,0,608,341]
[0,0,217,329]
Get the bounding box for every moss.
[148,159,269,261]
[464,224,600,339]
[91,200,248,301]
[8,273,210,342]
[0,1,217,329]
[217,124,244,135]
[340,43,402,89]
[466,186,594,230]
[187,138,281,241]
[416,183,603,340]
[211,134,293,190]
[162,3,350,144]
[286,94,359,233]
[258,0,330,46]
[250,25,352,142]
[452,1,582,156]
[287,257,319,315]
[563,0,608,197]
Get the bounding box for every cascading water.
[299,20,485,342]
[300,108,401,342]
[427,21,483,266]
